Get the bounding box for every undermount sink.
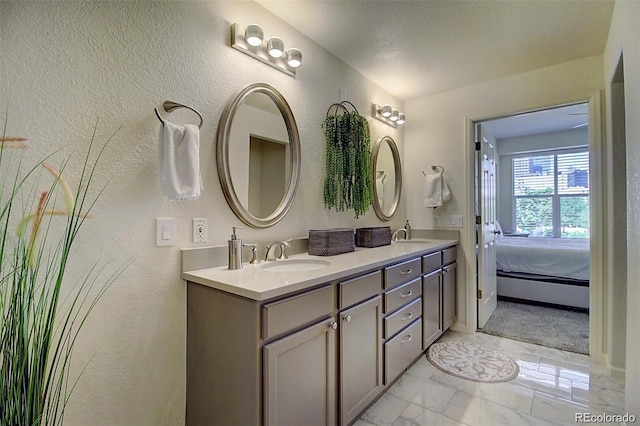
[393,239,432,244]
[261,258,332,272]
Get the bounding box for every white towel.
[158,120,202,200]
[423,172,450,208]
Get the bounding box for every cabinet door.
[442,262,457,331]
[340,295,383,426]
[264,318,337,426]
[422,270,442,349]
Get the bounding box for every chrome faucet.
[264,240,291,261]
[391,228,408,241]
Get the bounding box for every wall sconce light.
[372,103,406,128]
[231,23,302,77]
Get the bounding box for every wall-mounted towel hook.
[155,100,203,128]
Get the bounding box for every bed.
[495,236,590,310]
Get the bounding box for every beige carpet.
[480,300,589,354]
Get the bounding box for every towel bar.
[155,100,203,128]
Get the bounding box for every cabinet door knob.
[400,269,412,275]
[343,315,352,323]
[329,321,338,330]
[400,334,413,344]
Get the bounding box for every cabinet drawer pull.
[343,315,352,323]
[329,321,338,330]
[400,290,413,298]
[401,312,413,321]
[400,334,413,344]
[399,269,413,275]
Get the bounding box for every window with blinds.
[512,150,589,238]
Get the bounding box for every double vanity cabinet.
[184,241,457,426]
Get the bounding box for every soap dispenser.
[228,226,243,270]
[404,219,412,240]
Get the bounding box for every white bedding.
[495,237,590,281]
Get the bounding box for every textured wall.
[603,0,640,415]
[404,55,604,332]
[0,2,404,424]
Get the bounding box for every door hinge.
[477,289,483,299]
[475,141,481,151]
[475,215,482,225]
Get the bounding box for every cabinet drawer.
[384,319,422,384]
[422,251,442,274]
[384,258,421,289]
[384,297,421,339]
[384,278,422,314]
[262,285,334,340]
[443,246,457,265]
[339,270,382,309]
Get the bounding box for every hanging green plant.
[323,103,373,218]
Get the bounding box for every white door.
[476,123,499,328]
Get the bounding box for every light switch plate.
[156,218,175,246]
[445,215,463,228]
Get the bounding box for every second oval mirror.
[217,83,301,228]
[371,135,402,221]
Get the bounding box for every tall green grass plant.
[0,121,127,425]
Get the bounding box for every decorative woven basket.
[355,227,391,248]
[308,228,355,256]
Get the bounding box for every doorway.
[474,102,592,354]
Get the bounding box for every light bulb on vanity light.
[267,37,284,58]
[287,48,302,68]
[244,24,264,47]
[380,104,392,118]
[397,113,406,124]
[390,109,399,122]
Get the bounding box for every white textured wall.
[0,2,403,425]
[404,55,604,332]
[603,0,640,415]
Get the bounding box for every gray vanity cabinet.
[185,243,458,426]
[442,262,457,330]
[422,269,442,349]
[339,295,383,426]
[264,317,337,426]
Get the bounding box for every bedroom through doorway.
[475,102,591,355]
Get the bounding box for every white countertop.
[182,238,457,301]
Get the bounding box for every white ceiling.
[259,0,613,101]
[258,0,612,138]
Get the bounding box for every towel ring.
[155,100,203,128]
[423,165,445,176]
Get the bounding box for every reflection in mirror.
[372,136,401,221]
[217,83,300,228]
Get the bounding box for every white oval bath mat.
[427,341,519,383]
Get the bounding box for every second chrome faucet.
[264,240,291,261]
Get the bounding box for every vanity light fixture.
[372,103,406,128]
[231,23,302,77]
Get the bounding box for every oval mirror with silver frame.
[217,83,301,228]
[371,135,402,221]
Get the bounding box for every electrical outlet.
[192,218,207,243]
[445,215,464,228]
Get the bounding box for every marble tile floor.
[356,331,626,426]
